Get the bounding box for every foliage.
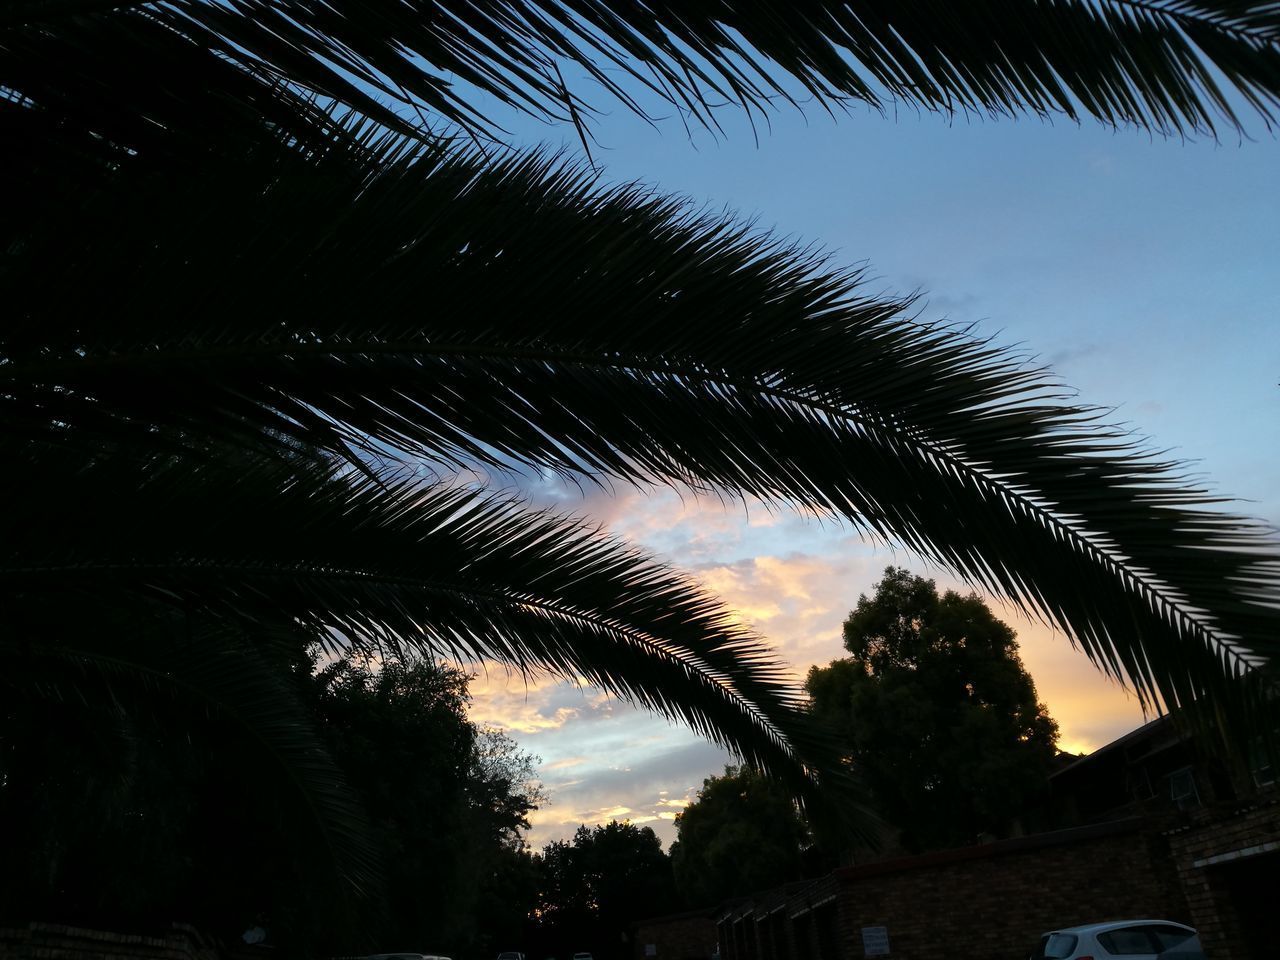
[299,655,546,952]
[533,821,679,957]
[1,443,838,917]
[807,567,1061,853]
[0,648,544,955]
[671,766,811,906]
[3,0,1280,931]
[8,0,1280,138]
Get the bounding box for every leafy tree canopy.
[670,765,811,906]
[0,648,543,956]
[300,655,545,953]
[533,820,679,957]
[807,567,1060,853]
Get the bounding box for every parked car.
[366,954,452,960]
[496,953,525,960]
[1029,920,1203,960]
[571,954,593,960]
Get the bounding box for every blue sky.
[449,94,1280,848]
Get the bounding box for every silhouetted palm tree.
[3,0,1279,916]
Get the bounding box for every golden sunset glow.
[466,489,1153,848]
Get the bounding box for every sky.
[439,88,1280,849]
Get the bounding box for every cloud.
[520,732,729,849]
[466,670,615,734]
[542,756,588,772]
[461,482,1153,852]
[1085,149,1116,174]
[689,549,881,678]
[1047,342,1101,368]
[586,805,634,820]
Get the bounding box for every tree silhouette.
[3,0,1279,926]
[672,766,811,906]
[534,821,678,957]
[808,567,1060,853]
[0,646,544,953]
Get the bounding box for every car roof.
[1047,920,1194,936]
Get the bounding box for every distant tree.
[670,766,810,907]
[301,656,546,952]
[534,821,677,958]
[480,844,543,953]
[0,650,544,955]
[807,567,1060,853]
[0,633,337,944]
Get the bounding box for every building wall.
[0,923,220,960]
[1166,797,1280,960]
[631,911,718,960]
[831,820,1187,960]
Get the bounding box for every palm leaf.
[5,129,1275,750]
[0,449,861,826]
[1,607,386,920]
[6,1,1280,137]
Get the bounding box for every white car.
[1030,920,1203,959]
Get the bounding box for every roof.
[1049,715,1179,779]
[631,904,721,927]
[1046,919,1193,936]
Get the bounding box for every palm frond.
[0,449,861,827]
[7,0,1280,138]
[1,609,385,916]
[0,8,430,219]
[5,133,1275,749]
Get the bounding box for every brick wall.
[0,923,222,960]
[832,819,1188,960]
[632,910,718,960]
[1165,796,1280,960]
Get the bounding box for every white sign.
[861,925,890,957]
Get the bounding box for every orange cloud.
[542,756,588,771]
[460,478,1160,851]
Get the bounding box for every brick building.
[0,922,223,960]
[631,907,720,960]
[1165,798,1280,959]
[1045,714,1279,959]
[637,715,1279,960]
[714,819,1185,960]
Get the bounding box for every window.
[1168,767,1200,810]
[1248,739,1276,788]
[1148,925,1195,951]
[1098,927,1158,954]
[1130,766,1155,801]
[1030,934,1078,960]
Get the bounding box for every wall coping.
[1162,794,1279,837]
[833,817,1146,882]
[631,905,723,928]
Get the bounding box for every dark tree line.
[1,647,695,958]
[0,652,544,956]
[0,565,1250,953]
[528,821,681,959]
[808,567,1060,853]
[667,568,1066,907]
